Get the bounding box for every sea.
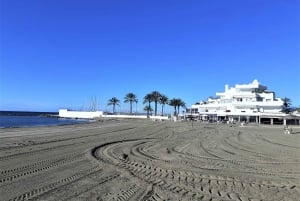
[0,111,92,128]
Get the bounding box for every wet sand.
[0,119,299,201]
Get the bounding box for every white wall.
[59,109,169,120]
[102,114,169,120]
[59,109,103,119]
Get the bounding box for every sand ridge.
[0,119,299,201]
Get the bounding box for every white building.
[186,80,298,125]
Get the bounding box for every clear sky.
[0,0,299,112]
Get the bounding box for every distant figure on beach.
[284,125,292,134]
[241,121,247,127]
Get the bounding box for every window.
[256,97,263,102]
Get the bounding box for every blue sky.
[0,0,299,112]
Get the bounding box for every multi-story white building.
[186,80,297,125]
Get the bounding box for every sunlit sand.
[0,119,299,201]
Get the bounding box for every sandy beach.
[0,119,299,201]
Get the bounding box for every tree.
[169,98,186,116]
[159,94,168,116]
[282,97,292,114]
[124,93,138,114]
[143,93,153,118]
[107,97,120,114]
[143,105,153,115]
[176,99,186,115]
[151,91,162,116]
[169,98,179,116]
[134,99,138,113]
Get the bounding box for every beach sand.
[0,119,299,201]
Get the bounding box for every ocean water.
[0,111,91,128]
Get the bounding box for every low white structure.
[59,109,169,120]
[59,109,103,119]
[186,80,299,125]
[101,114,169,121]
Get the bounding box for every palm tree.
[135,99,138,113]
[151,91,162,116]
[176,99,186,115]
[107,97,120,114]
[169,98,186,116]
[144,105,153,115]
[143,93,153,118]
[282,97,292,114]
[159,94,168,116]
[124,93,138,114]
[169,98,179,116]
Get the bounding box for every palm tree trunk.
[161,105,164,116]
[155,101,157,116]
[147,101,150,117]
[130,102,133,114]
